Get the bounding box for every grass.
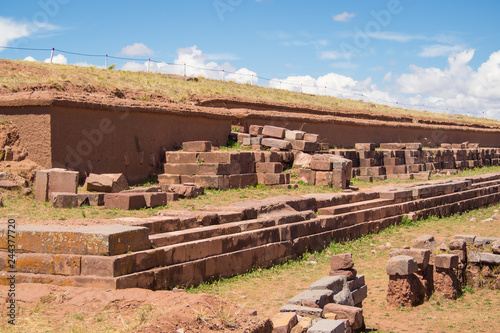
[1,59,499,127]
[187,204,500,333]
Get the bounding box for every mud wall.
[50,106,231,183]
[0,106,52,167]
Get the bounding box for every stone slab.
[309,276,345,294]
[434,254,459,269]
[0,224,150,256]
[307,319,345,333]
[468,251,500,264]
[50,192,78,208]
[389,248,431,268]
[261,138,292,150]
[271,312,297,333]
[279,304,323,318]
[386,255,418,276]
[104,193,147,210]
[77,193,105,206]
[182,141,212,152]
[287,289,334,309]
[322,303,364,331]
[262,125,286,139]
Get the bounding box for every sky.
[2,0,500,119]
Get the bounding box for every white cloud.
[23,56,37,62]
[0,16,59,49]
[419,44,465,58]
[383,72,392,82]
[120,43,154,57]
[44,53,67,64]
[333,12,356,22]
[319,51,346,60]
[366,31,426,43]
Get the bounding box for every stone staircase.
[2,173,500,290]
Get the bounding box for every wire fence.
[0,45,488,117]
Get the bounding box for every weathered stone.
[454,234,476,244]
[287,289,333,309]
[34,169,50,202]
[77,193,105,206]
[262,125,286,139]
[164,184,204,198]
[307,319,345,333]
[271,312,297,333]
[104,193,147,210]
[351,285,368,305]
[143,192,168,208]
[322,304,364,331]
[413,235,437,249]
[256,162,283,173]
[249,125,264,136]
[434,267,461,299]
[330,253,354,271]
[293,152,312,168]
[330,269,357,281]
[50,192,78,208]
[285,130,305,141]
[386,274,425,307]
[279,304,323,318]
[389,248,431,269]
[492,241,500,254]
[434,254,459,269]
[468,251,500,264]
[158,174,181,185]
[291,140,319,152]
[182,141,212,152]
[448,239,467,251]
[475,237,500,246]
[303,133,319,143]
[0,180,20,190]
[355,143,375,151]
[386,255,418,276]
[297,169,315,184]
[309,276,345,294]
[261,138,292,150]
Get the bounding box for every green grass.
[2,59,500,127]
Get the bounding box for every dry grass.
[1,59,498,127]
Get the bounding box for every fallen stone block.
[287,289,333,309]
[272,311,297,333]
[249,125,264,136]
[285,130,305,141]
[85,173,129,193]
[309,276,345,294]
[468,251,500,264]
[143,192,168,208]
[355,143,375,151]
[303,133,319,143]
[104,193,147,210]
[164,184,204,198]
[228,174,258,189]
[279,304,323,318]
[257,173,288,185]
[474,237,500,246]
[330,269,357,281]
[311,159,333,171]
[330,253,354,271]
[293,152,312,168]
[351,285,368,305]
[291,140,319,152]
[262,125,286,139]
[182,141,212,152]
[35,169,79,202]
[322,304,364,331]
[298,169,315,184]
[413,235,437,250]
[158,174,181,185]
[34,169,50,202]
[0,180,20,190]
[347,275,365,292]
[454,234,476,244]
[261,138,292,150]
[386,255,418,276]
[50,192,78,208]
[77,193,105,206]
[307,319,345,333]
[389,248,431,269]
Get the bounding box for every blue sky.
[2,0,500,119]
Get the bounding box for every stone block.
[351,285,368,305]
[164,184,204,198]
[193,175,229,190]
[309,276,345,294]
[182,141,212,152]
[322,304,364,331]
[389,248,430,268]
[355,143,375,151]
[262,125,286,139]
[307,319,345,333]
[197,163,232,175]
[257,173,287,185]
[271,312,297,333]
[347,275,365,291]
[303,133,319,143]
[291,140,319,152]
[311,159,332,171]
[34,169,50,202]
[434,254,459,270]
[413,235,437,249]
[50,192,78,208]
[285,130,305,140]
[261,138,292,150]
[386,255,418,276]
[298,169,315,185]
[448,239,466,251]
[454,235,475,244]
[468,251,500,264]
[287,289,334,309]
[143,192,168,208]
[249,125,264,136]
[330,253,354,271]
[279,304,323,318]
[104,193,147,210]
[0,224,150,256]
[228,174,258,189]
[493,240,500,254]
[165,152,198,164]
[47,169,79,196]
[77,193,105,206]
[256,162,283,173]
[330,269,357,281]
[158,174,181,185]
[85,173,129,193]
[475,237,500,245]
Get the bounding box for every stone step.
[149,210,315,248]
[317,198,395,215]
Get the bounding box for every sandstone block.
[311,159,332,171]
[351,285,368,305]
[165,152,198,164]
[249,125,264,136]
[158,174,181,185]
[104,193,147,210]
[257,173,288,185]
[448,239,466,251]
[85,173,129,193]
[256,162,283,173]
[279,304,323,318]
[287,289,333,309]
[454,234,475,244]
[291,140,318,152]
[34,169,50,202]
[47,169,79,196]
[303,133,319,143]
[316,171,333,187]
[413,235,437,249]
[293,152,312,168]
[262,125,286,139]
[434,254,459,269]
[228,174,258,189]
[330,253,354,271]
[182,141,212,152]
[493,240,500,254]
[307,319,345,333]
[355,143,375,151]
[386,255,418,276]
[77,193,105,206]
[389,248,430,269]
[50,192,78,208]
[322,304,364,331]
[309,276,345,294]
[164,184,204,198]
[271,312,297,333]
[285,130,305,140]
[261,138,292,150]
[298,169,315,184]
[143,192,168,208]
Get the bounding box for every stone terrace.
[2,173,500,290]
